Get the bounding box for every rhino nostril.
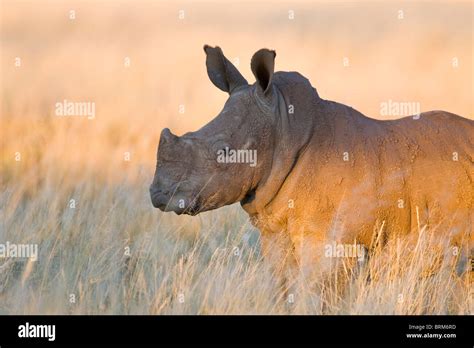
[150,185,169,197]
[149,185,164,195]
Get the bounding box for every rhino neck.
[241,83,323,217]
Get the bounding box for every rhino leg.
[288,226,366,313]
[259,229,298,307]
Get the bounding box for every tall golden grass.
[0,0,472,314]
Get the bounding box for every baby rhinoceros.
[150,45,473,288]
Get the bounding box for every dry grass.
[1,178,472,314]
[0,0,472,314]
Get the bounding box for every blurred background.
[1,0,472,184]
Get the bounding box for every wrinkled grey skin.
[151,45,473,287]
[150,45,279,215]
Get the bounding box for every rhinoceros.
[150,45,473,282]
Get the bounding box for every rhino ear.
[203,45,248,94]
[251,48,276,95]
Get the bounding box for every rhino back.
[266,100,473,246]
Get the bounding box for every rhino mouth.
[183,197,203,216]
[154,195,203,216]
[184,205,201,216]
[150,181,216,216]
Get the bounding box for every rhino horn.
[159,128,178,145]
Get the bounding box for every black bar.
[0,315,471,346]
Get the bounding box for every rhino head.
[150,45,318,215]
